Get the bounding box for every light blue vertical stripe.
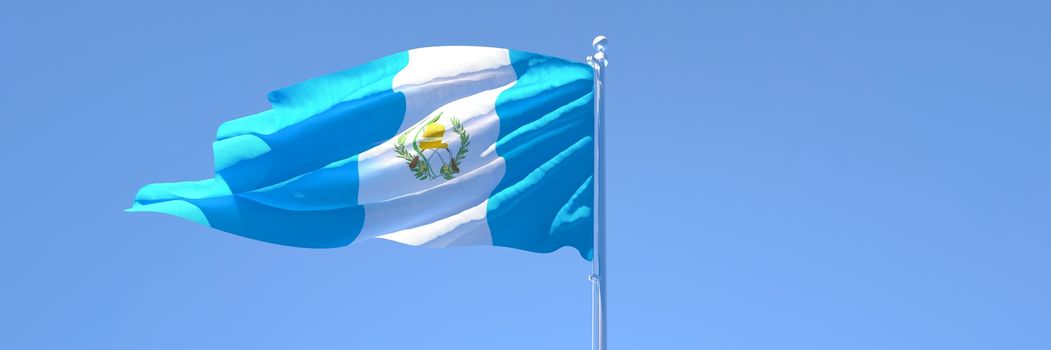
[217,90,406,193]
[129,157,366,248]
[215,52,409,193]
[487,51,595,259]
[215,51,411,140]
[129,51,413,248]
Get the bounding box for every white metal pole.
[587,35,608,350]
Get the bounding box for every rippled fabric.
[489,53,595,259]
[129,47,595,259]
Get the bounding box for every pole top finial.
[593,35,608,52]
[587,35,609,69]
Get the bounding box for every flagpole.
[587,35,608,350]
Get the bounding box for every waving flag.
[130,46,595,259]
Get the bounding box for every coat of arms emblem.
[393,112,471,181]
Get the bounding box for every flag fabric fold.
[130,46,595,260]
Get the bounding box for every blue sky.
[2,0,1049,348]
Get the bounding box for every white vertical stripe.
[391,47,516,134]
[376,199,493,247]
[356,47,515,247]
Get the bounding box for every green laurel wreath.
[393,113,470,181]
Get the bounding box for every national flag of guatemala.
[130,46,595,260]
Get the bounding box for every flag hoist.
[587,35,609,350]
